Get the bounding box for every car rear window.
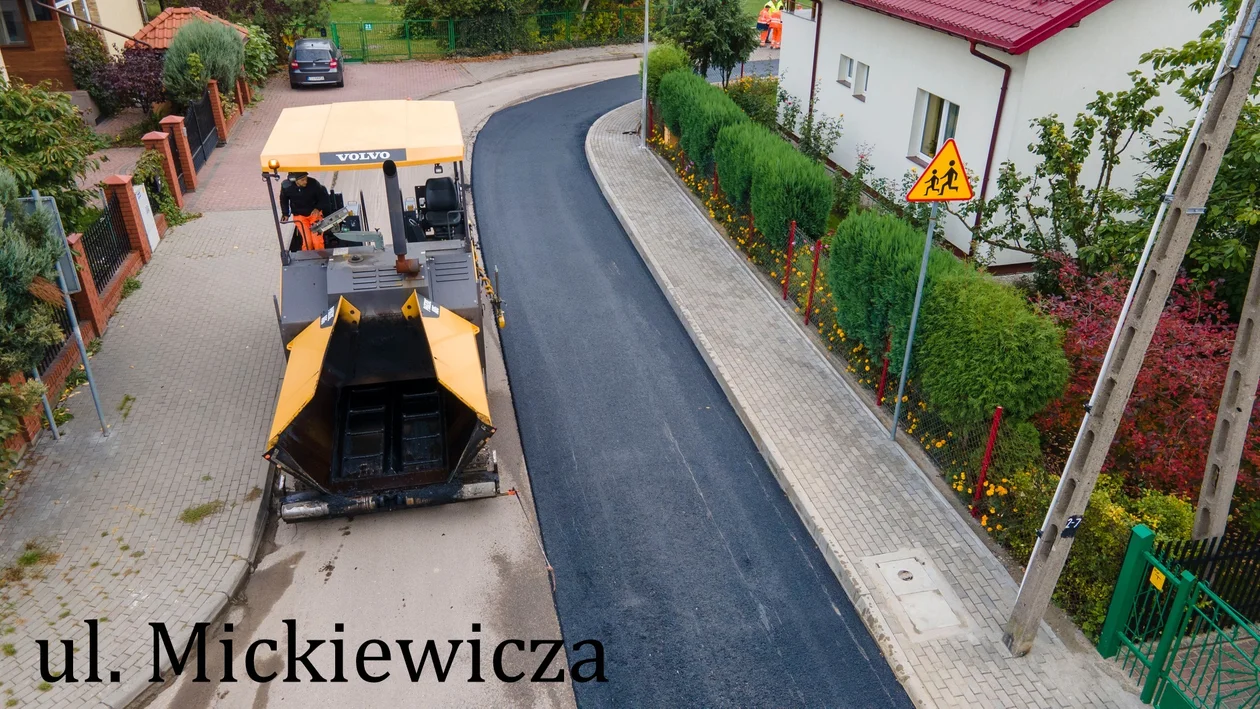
[295,48,332,62]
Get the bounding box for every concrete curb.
[102,467,275,708]
[584,106,934,709]
[456,47,643,85]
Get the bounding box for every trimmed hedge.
[918,276,1069,428]
[659,68,832,243]
[827,210,1069,431]
[828,211,969,372]
[163,20,244,106]
[642,43,689,103]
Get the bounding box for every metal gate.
[80,196,131,291]
[184,89,218,172]
[1098,525,1260,707]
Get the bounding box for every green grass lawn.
[329,0,403,25]
[742,0,767,19]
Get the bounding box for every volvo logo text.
[319,149,405,165]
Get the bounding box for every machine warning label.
[320,306,336,327]
[421,298,440,317]
[320,149,406,166]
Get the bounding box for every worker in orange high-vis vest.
[757,3,772,45]
[768,6,783,49]
[280,172,329,251]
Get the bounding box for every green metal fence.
[330,7,665,63]
[1098,525,1260,708]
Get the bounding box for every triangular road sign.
[905,139,973,202]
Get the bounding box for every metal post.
[640,0,649,147]
[875,341,890,405]
[890,202,938,440]
[264,173,291,266]
[1142,571,1197,703]
[804,240,822,325]
[782,220,796,300]
[972,405,1004,518]
[1097,525,1155,658]
[30,367,59,440]
[712,164,719,198]
[1004,0,1260,655]
[56,261,108,437]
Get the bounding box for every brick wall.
[141,131,185,210]
[160,115,198,193]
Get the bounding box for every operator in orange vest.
[280,171,329,251]
[757,3,773,46]
[769,6,783,49]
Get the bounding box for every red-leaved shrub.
[1035,256,1258,500]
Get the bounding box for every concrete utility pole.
[1195,235,1260,539]
[1003,0,1260,656]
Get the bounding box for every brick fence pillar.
[234,77,248,113]
[160,114,197,193]
[102,175,153,264]
[141,131,185,210]
[68,232,109,336]
[208,79,229,144]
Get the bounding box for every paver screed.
[587,101,1144,709]
[0,211,280,707]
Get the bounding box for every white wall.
[984,0,1215,263]
[89,0,145,55]
[780,0,1217,265]
[781,3,1027,253]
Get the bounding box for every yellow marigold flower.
[980,515,988,526]
[995,524,1002,531]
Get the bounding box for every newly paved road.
[473,77,912,707]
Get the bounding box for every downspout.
[967,40,1011,258]
[807,0,823,115]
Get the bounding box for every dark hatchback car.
[289,39,344,89]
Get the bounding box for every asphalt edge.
[583,104,934,709]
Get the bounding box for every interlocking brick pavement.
[587,102,1144,709]
[0,210,281,707]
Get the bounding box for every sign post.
[889,139,973,440]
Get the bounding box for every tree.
[660,0,758,85]
[0,168,65,466]
[1134,0,1260,314]
[0,79,108,230]
[953,74,1162,270]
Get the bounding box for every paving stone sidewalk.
[0,211,281,708]
[587,102,1143,709]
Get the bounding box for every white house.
[778,0,1217,267]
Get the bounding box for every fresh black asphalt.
[472,75,912,707]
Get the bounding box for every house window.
[914,90,959,159]
[838,55,854,86]
[1,0,27,45]
[854,62,870,99]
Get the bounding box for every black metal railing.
[81,196,131,290]
[1155,529,1260,624]
[36,303,74,376]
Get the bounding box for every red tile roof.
[127,7,249,50]
[837,0,1118,54]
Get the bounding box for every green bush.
[827,211,969,363]
[678,86,746,173]
[656,68,708,137]
[242,24,277,86]
[64,29,119,117]
[725,74,778,128]
[715,121,786,211]
[918,276,1070,429]
[642,43,689,103]
[0,80,108,228]
[163,20,245,105]
[749,151,833,247]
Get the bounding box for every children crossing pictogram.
[905,139,973,202]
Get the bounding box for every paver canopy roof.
[127,7,249,50]
[838,0,1118,54]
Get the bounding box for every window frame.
[838,54,854,86]
[911,90,960,162]
[854,61,870,101]
[0,0,29,47]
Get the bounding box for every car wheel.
[290,81,300,89]
[336,79,344,88]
